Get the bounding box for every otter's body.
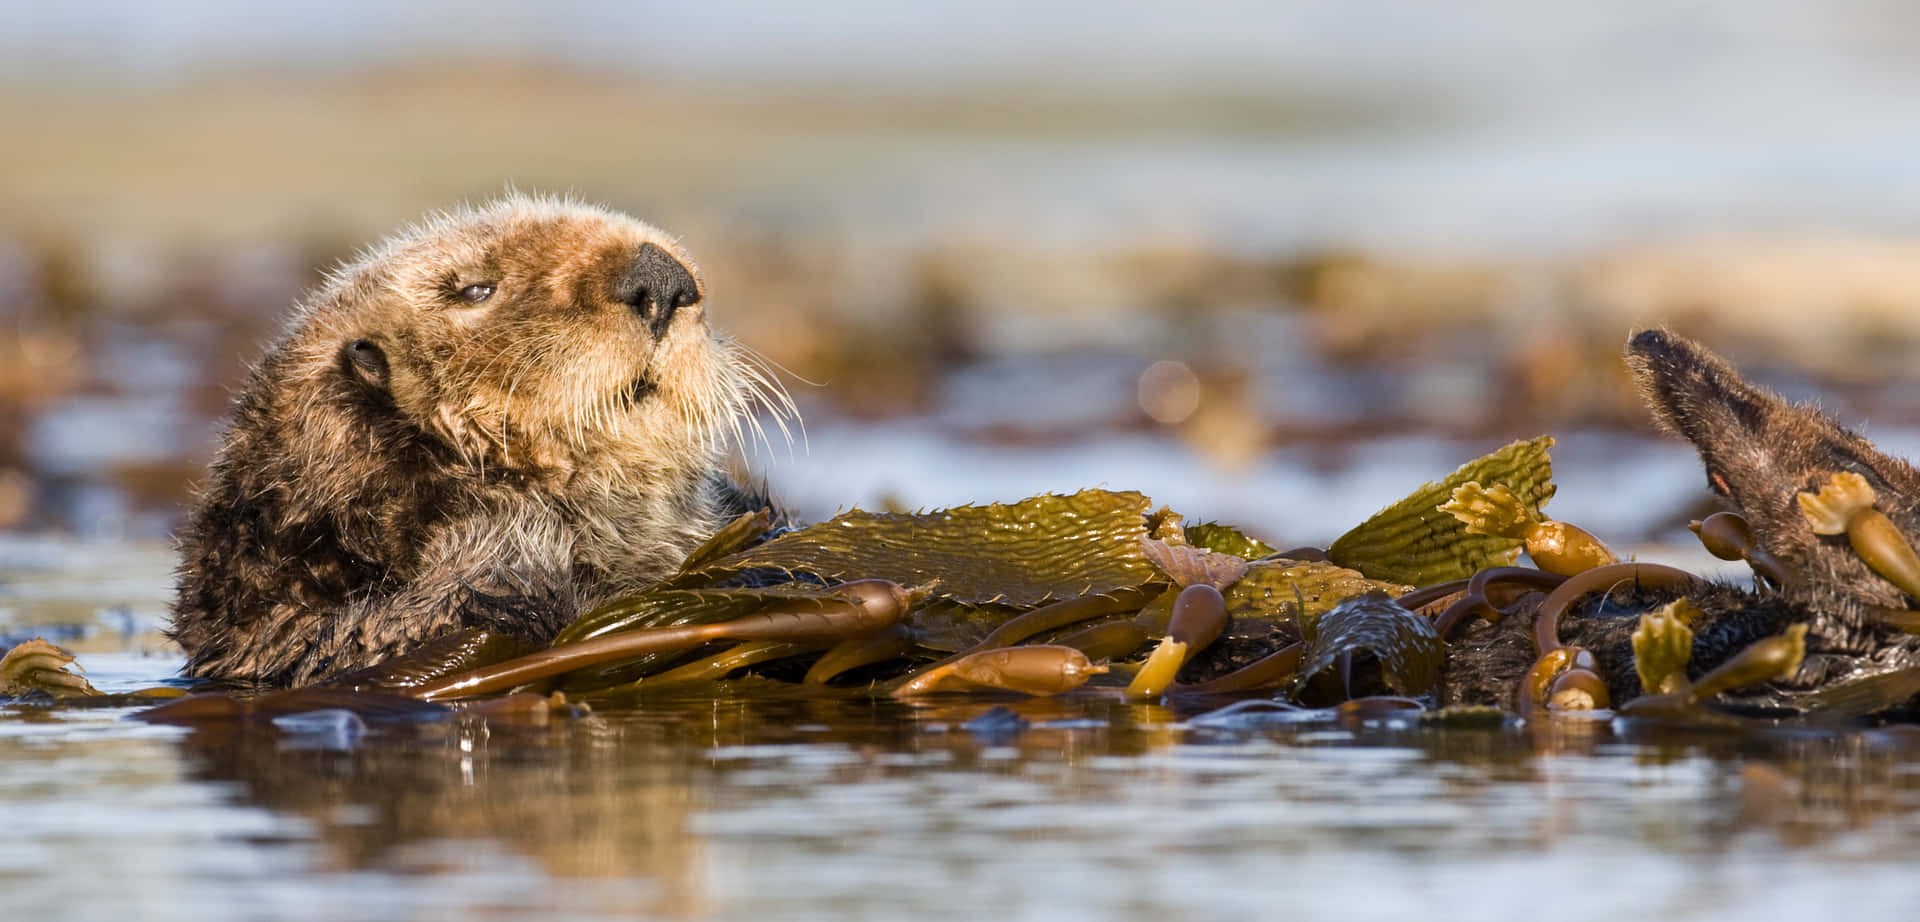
[173,196,774,686]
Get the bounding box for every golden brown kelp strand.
[1532,562,1698,656]
[891,645,1108,697]
[803,623,915,685]
[1053,620,1151,662]
[1686,624,1808,700]
[972,587,1156,651]
[1393,578,1472,613]
[1520,562,1693,713]
[1174,642,1304,694]
[1428,566,1567,637]
[416,579,913,700]
[643,641,823,687]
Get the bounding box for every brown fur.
[1627,330,1920,675]
[172,195,784,686]
[1431,330,1920,710]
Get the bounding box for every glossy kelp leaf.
[672,508,777,578]
[1289,591,1444,699]
[559,582,887,647]
[1222,558,1409,631]
[904,598,1027,653]
[1327,436,1555,586]
[1184,522,1278,560]
[685,490,1159,607]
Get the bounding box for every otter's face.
[318,196,747,475]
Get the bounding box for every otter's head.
[294,194,767,483]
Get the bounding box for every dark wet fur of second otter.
[1433,581,1806,709]
[1433,330,1920,710]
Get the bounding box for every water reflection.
[6,684,1910,920]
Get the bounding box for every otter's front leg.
[295,510,582,686]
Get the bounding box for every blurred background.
[6,0,1920,549]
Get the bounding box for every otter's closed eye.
[457,283,496,304]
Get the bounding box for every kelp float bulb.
[892,645,1109,697]
[1798,472,1920,601]
[1440,481,1617,577]
[1690,512,1795,590]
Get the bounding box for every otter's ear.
[342,338,390,390]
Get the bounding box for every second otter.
[172,195,779,686]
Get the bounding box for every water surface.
[3,541,1918,921]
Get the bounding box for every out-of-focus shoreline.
[6,68,1920,537]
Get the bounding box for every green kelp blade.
[1222,559,1410,635]
[560,583,862,646]
[672,508,776,578]
[1288,591,1444,699]
[684,489,1159,607]
[1328,436,1555,586]
[554,582,903,691]
[904,598,1026,653]
[1184,522,1278,560]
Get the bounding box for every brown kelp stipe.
[414,579,915,700]
[891,645,1108,697]
[643,640,826,687]
[1054,619,1151,662]
[1125,584,1229,700]
[1533,563,1698,656]
[888,586,1156,692]
[1619,624,1809,714]
[970,587,1157,652]
[803,623,915,685]
[1415,566,1567,638]
[1173,642,1304,694]
[1519,562,1698,713]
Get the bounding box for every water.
[5,541,1920,921]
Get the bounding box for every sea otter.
[171,194,782,686]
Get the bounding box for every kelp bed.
[23,427,1907,729]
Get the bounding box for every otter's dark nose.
[615,243,700,336]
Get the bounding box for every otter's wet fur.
[172,195,789,687]
[1433,331,1920,711]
